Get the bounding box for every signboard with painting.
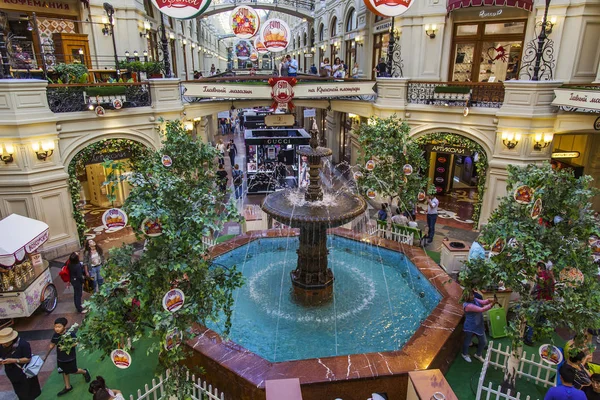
[364,0,413,17]
[150,0,211,19]
[260,19,290,53]
[231,6,260,39]
[235,40,252,60]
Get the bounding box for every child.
[47,317,90,396]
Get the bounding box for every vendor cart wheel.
[40,283,58,313]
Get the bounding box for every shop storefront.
[1,0,84,74]
[244,128,311,194]
[371,19,392,79]
[447,3,532,82]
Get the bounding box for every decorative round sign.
[249,52,258,62]
[539,344,563,365]
[260,19,290,53]
[141,218,163,237]
[490,237,505,256]
[353,171,363,181]
[364,0,414,17]
[95,106,105,117]
[514,185,534,204]
[254,37,269,54]
[102,208,128,231]
[365,160,376,171]
[531,198,543,219]
[162,288,185,312]
[231,5,260,39]
[559,267,584,287]
[110,349,132,369]
[403,164,413,175]
[235,40,252,60]
[164,328,183,351]
[150,0,211,20]
[367,189,377,199]
[112,98,123,110]
[418,191,426,201]
[162,155,172,167]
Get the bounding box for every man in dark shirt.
[47,317,90,396]
[227,139,238,167]
[584,374,600,400]
[375,57,388,77]
[216,164,228,193]
[544,364,586,399]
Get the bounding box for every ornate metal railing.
[46,82,151,113]
[407,81,505,108]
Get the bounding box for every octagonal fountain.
[185,122,464,400]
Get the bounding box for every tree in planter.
[460,163,600,391]
[78,120,243,397]
[355,115,431,215]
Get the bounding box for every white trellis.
[130,370,225,400]
[476,341,557,400]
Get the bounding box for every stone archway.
[414,132,489,227]
[67,138,151,244]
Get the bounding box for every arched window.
[310,29,315,46]
[303,32,307,46]
[297,36,301,49]
[345,8,357,32]
[330,16,337,37]
[319,23,324,41]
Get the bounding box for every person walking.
[83,239,104,293]
[0,328,42,399]
[216,164,228,193]
[67,252,88,314]
[426,193,439,244]
[232,164,243,199]
[216,139,226,166]
[461,290,495,363]
[227,139,238,167]
[286,54,298,77]
[47,317,91,396]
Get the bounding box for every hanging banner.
[260,19,290,53]
[235,40,252,60]
[269,77,296,111]
[250,52,258,62]
[231,5,260,39]
[254,37,269,54]
[552,88,600,112]
[150,0,211,19]
[364,0,414,17]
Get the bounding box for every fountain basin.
[184,229,464,400]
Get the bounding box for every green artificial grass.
[426,250,441,264]
[445,332,566,400]
[216,234,237,244]
[39,337,159,399]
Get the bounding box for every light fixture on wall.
[26,18,33,32]
[133,50,138,57]
[143,50,148,57]
[184,121,194,131]
[169,32,175,40]
[545,16,557,34]
[31,141,55,161]
[424,24,438,39]
[78,48,84,55]
[348,113,360,124]
[140,20,151,38]
[320,44,326,51]
[354,36,363,47]
[182,39,187,46]
[191,43,196,49]
[501,132,521,150]
[533,133,553,151]
[101,16,111,36]
[125,50,130,57]
[1,143,15,164]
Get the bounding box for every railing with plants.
[407,81,505,108]
[47,82,151,113]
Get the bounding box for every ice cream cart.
[0,214,58,320]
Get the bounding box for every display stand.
[0,214,58,320]
[244,128,311,194]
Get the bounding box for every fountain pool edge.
[183,228,464,400]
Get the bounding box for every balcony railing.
[407,81,505,108]
[47,82,151,113]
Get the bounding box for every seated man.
[391,208,409,226]
[544,364,586,400]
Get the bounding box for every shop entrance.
[68,139,149,245]
[416,133,488,226]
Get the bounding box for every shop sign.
[254,37,269,54]
[364,0,413,17]
[303,108,316,118]
[294,81,376,98]
[85,150,132,165]
[552,89,600,112]
[260,19,290,53]
[110,349,132,369]
[235,40,252,60]
[552,151,580,159]
[24,230,49,253]
[231,5,260,39]
[374,21,392,33]
[304,53,314,58]
[184,83,271,98]
[30,253,43,268]
[245,137,309,145]
[102,208,128,231]
[265,114,295,127]
[479,9,504,18]
[426,144,473,156]
[150,0,211,20]
[1,0,78,14]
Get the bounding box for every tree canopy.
[78,120,243,396]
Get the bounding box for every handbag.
[20,355,43,378]
[83,276,95,294]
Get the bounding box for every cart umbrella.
[0,214,49,268]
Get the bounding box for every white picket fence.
[130,370,225,400]
[476,341,557,400]
[201,236,217,250]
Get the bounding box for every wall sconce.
[133,50,138,57]
[320,44,326,51]
[140,20,151,38]
[354,36,363,47]
[184,121,194,132]
[101,16,111,36]
[169,32,175,40]
[424,24,438,39]
[78,48,84,55]
[501,132,521,149]
[191,43,196,49]
[1,143,15,164]
[533,133,553,151]
[311,46,315,53]
[26,18,33,32]
[348,113,360,124]
[31,141,55,161]
[545,16,557,34]
[182,39,187,46]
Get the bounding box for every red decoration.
[268,77,297,111]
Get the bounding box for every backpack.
[59,260,71,283]
[233,170,243,186]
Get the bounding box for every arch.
[409,124,493,157]
[345,7,357,33]
[318,23,325,42]
[303,32,307,47]
[330,16,338,37]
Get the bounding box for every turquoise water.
[208,236,441,362]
